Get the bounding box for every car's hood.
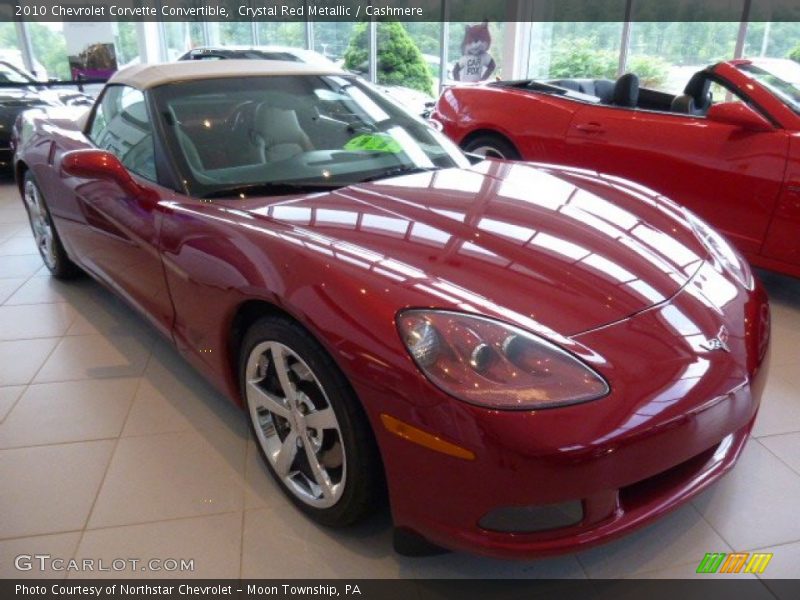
[235,161,709,336]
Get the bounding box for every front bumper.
[370,262,770,558]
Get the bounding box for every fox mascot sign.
[453,21,496,82]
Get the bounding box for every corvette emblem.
[701,327,730,353]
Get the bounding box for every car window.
[89,85,157,182]
[709,81,747,105]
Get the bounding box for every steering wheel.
[225,100,257,136]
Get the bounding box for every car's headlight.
[397,310,609,410]
[685,210,753,288]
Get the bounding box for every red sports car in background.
[433,58,800,278]
[13,60,769,558]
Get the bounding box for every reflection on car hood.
[0,86,92,108]
[0,87,48,106]
[376,85,433,113]
[239,161,709,336]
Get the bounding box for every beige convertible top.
[108,59,344,90]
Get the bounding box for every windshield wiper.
[201,181,340,199]
[356,165,440,184]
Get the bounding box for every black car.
[0,61,94,169]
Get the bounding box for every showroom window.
[164,22,205,61]
[27,22,70,80]
[12,5,800,93]
[626,21,741,93]
[217,22,255,46]
[527,22,625,80]
[21,22,122,81]
[312,22,357,64]
[0,22,28,76]
[404,22,443,90]
[113,22,140,67]
[523,20,743,92]
[257,22,306,48]
[347,23,436,96]
[743,21,800,60]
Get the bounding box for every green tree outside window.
[343,22,434,95]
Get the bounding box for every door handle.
[576,122,606,134]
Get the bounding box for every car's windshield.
[737,60,800,115]
[152,74,468,198]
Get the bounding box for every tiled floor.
[1,178,799,580]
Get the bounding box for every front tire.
[22,173,80,280]
[240,315,384,527]
[462,133,521,160]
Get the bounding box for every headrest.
[670,94,696,115]
[613,73,639,108]
[593,79,615,103]
[684,71,712,109]
[254,105,305,145]
[125,101,148,124]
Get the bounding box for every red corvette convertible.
[13,60,769,558]
[433,58,800,278]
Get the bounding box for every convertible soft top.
[109,59,343,90]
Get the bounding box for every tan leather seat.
[252,105,313,163]
[176,127,205,171]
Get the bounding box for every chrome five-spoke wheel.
[24,178,57,270]
[246,340,346,508]
[21,173,79,280]
[241,315,384,526]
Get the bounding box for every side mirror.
[706,102,773,132]
[61,149,144,198]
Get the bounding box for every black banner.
[3,580,800,600]
[1,0,800,23]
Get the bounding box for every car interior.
[167,92,350,183]
[495,69,715,116]
[169,97,320,173]
[160,79,453,190]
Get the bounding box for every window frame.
[706,71,783,128]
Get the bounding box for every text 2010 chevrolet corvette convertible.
[13,60,770,558]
